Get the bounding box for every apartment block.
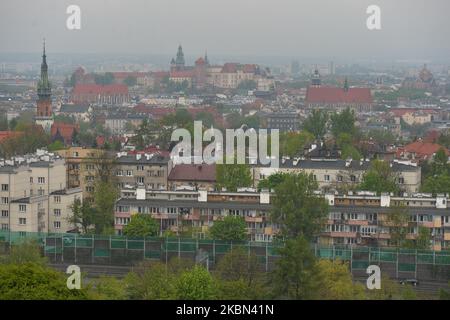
[114,188,450,250]
[0,151,82,233]
[253,158,421,193]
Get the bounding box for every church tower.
[311,66,321,87]
[35,40,53,132]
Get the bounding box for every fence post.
[265,241,268,272]
[91,234,94,264]
[143,237,146,260]
[74,234,77,263]
[213,240,216,264]
[178,237,181,259]
[350,245,353,274]
[61,234,64,263]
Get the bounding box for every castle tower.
[35,39,53,132]
[175,44,185,70]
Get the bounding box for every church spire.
[175,44,185,67]
[38,38,51,95]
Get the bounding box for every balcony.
[245,216,263,223]
[347,220,368,226]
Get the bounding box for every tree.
[280,131,314,158]
[123,76,137,87]
[359,160,400,195]
[237,79,257,91]
[123,214,159,238]
[258,172,289,191]
[93,181,118,235]
[0,240,47,266]
[89,276,128,300]
[68,198,96,234]
[175,265,217,300]
[336,132,361,160]
[209,215,247,241]
[214,247,268,299]
[303,109,328,140]
[47,140,65,152]
[216,163,252,192]
[0,263,89,300]
[386,204,410,247]
[271,173,328,241]
[125,261,177,300]
[330,108,356,138]
[195,112,215,127]
[271,236,316,299]
[311,259,366,300]
[226,112,241,129]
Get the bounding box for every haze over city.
[1,0,450,62]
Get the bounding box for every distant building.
[71,84,129,105]
[305,78,373,113]
[51,122,79,146]
[266,113,300,132]
[402,64,437,90]
[396,141,449,163]
[168,164,216,191]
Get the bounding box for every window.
[126,170,133,177]
[136,176,145,184]
[1,224,8,230]
[38,177,45,184]
[1,210,8,217]
[19,218,26,225]
[1,197,8,204]
[1,184,8,191]
[19,205,26,212]
[337,175,343,182]
[398,177,405,184]
[85,164,94,170]
[116,170,123,176]
[54,196,61,203]
[30,177,33,183]
[350,175,356,182]
[54,221,61,229]
[324,175,330,181]
[86,186,94,192]
[137,165,144,171]
[54,209,61,217]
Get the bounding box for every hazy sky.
[1,0,450,60]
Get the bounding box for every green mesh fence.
[1,230,450,278]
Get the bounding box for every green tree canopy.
[0,263,89,300]
[209,215,247,241]
[123,213,159,238]
[216,163,252,192]
[359,160,400,195]
[303,109,328,140]
[175,265,217,300]
[271,173,328,240]
[330,108,356,138]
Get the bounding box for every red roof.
[168,164,216,182]
[0,131,23,143]
[221,63,238,73]
[390,108,437,117]
[51,123,79,144]
[170,70,194,78]
[396,141,449,161]
[195,57,205,65]
[72,84,129,95]
[306,86,373,104]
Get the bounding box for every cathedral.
[35,40,54,132]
